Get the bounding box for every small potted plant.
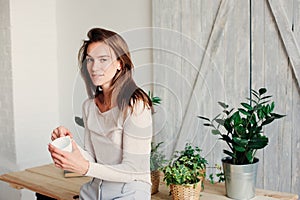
[198,88,285,199]
[162,143,207,200]
[150,141,166,194]
[148,91,165,194]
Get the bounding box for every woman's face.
[86,42,121,89]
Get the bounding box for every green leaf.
[223,150,236,159]
[215,119,225,125]
[220,134,232,143]
[249,114,257,125]
[251,91,260,100]
[269,101,275,112]
[241,102,253,110]
[231,111,241,124]
[258,109,264,119]
[203,123,214,127]
[251,89,259,95]
[197,116,210,121]
[246,151,254,163]
[212,129,221,135]
[262,106,269,115]
[233,137,248,146]
[223,108,234,115]
[259,88,267,95]
[261,117,275,126]
[261,95,272,100]
[246,97,258,105]
[224,118,233,132]
[267,104,272,114]
[248,136,268,149]
[238,108,251,116]
[234,146,246,152]
[234,125,246,135]
[152,97,162,105]
[218,102,229,109]
[270,113,286,119]
[148,91,162,105]
[75,116,85,128]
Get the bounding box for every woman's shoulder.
[131,99,150,113]
[127,99,151,120]
[131,88,152,106]
[82,98,94,111]
[83,98,93,105]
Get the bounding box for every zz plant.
[198,88,285,165]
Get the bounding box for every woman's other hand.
[48,140,89,175]
[51,126,73,141]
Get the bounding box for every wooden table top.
[0,164,90,200]
[153,178,299,200]
[0,164,298,200]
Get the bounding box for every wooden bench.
[0,164,298,200]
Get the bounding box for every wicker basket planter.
[162,144,207,200]
[170,180,202,200]
[151,170,160,194]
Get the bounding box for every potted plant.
[198,88,285,199]
[150,141,166,194]
[162,143,207,200]
[147,91,165,194]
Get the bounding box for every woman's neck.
[101,87,111,102]
[95,93,111,112]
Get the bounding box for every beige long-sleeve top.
[78,99,152,184]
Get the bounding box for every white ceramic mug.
[51,136,72,152]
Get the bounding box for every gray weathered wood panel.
[152,0,300,195]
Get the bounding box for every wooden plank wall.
[152,0,300,195]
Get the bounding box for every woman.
[48,28,153,200]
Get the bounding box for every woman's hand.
[51,126,73,141]
[48,140,89,175]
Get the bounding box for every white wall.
[0,0,152,200]
[10,0,59,168]
[0,0,19,199]
[7,0,60,199]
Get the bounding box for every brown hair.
[78,28,151,112]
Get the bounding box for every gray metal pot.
[222,157,259,200]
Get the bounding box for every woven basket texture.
[151,170,160,195]
[170,181,201,200]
